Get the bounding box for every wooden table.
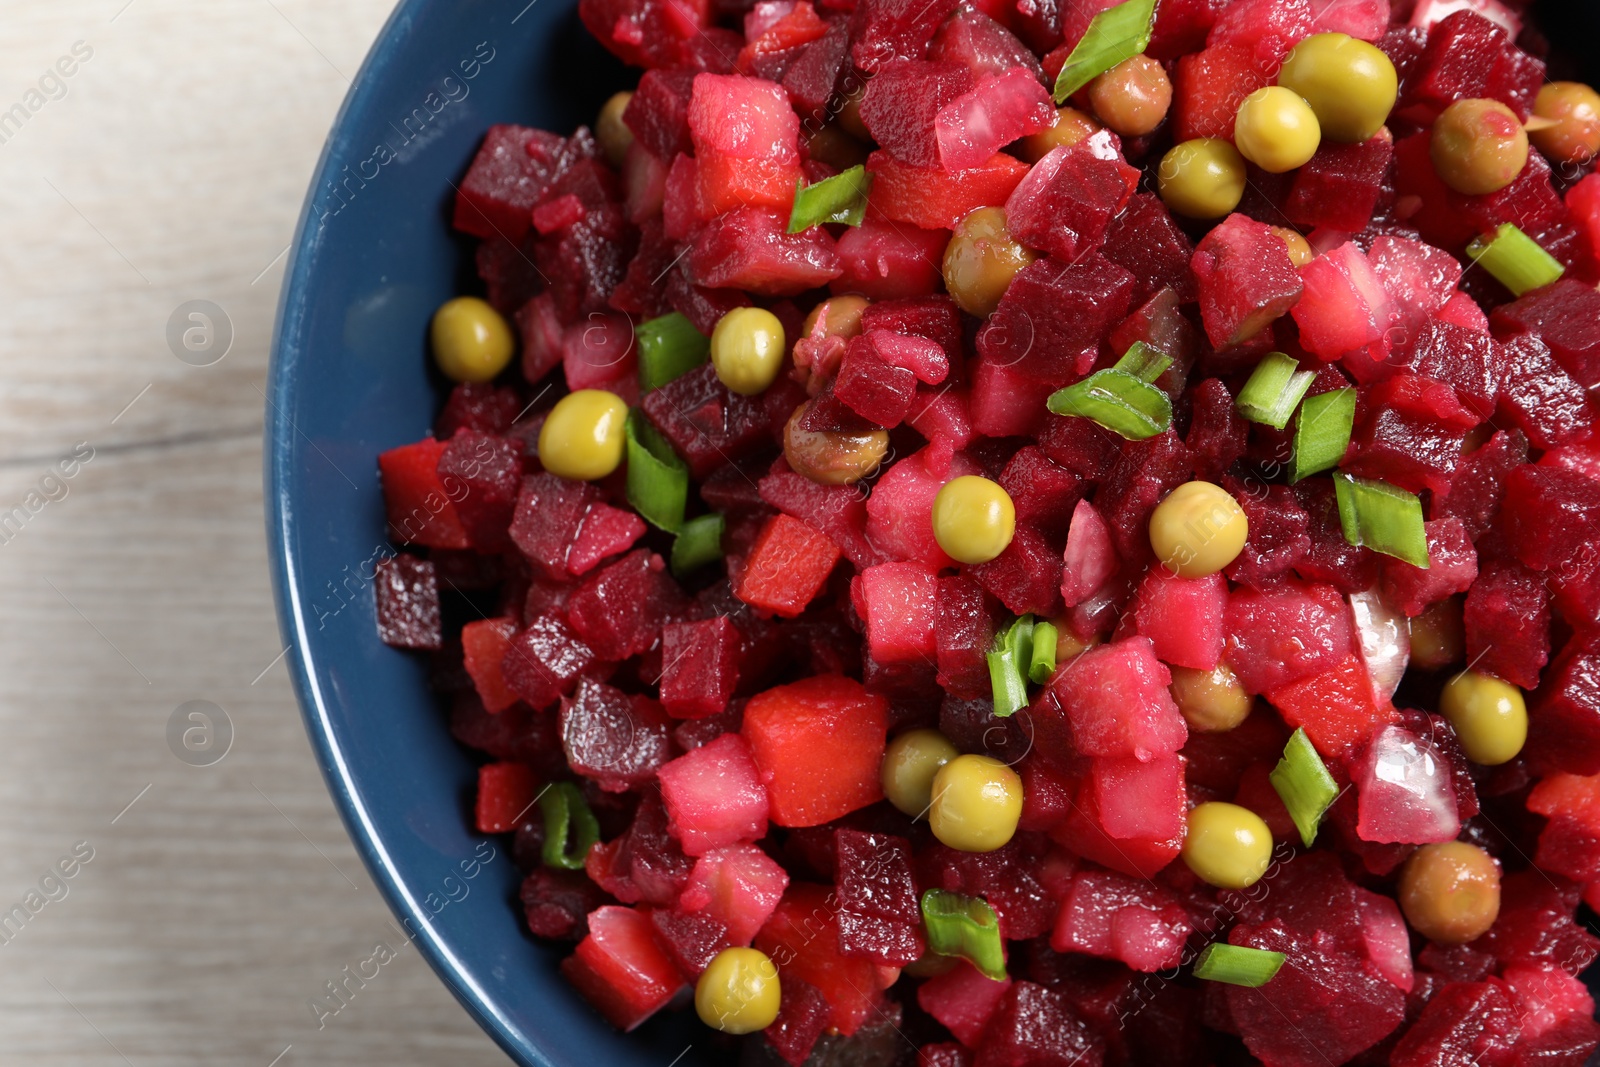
[0,2,506,1062]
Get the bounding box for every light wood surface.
[0,2,507,1063]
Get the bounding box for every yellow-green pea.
[1439,671,1527,765]
[536,389,629,481]
[711,307,786,396]
[695,947,781,1034]
[942,207,1036,318]
[1431,98,1529,196]
[1277,33,1398,143]
[596,91,634,169]
[882,729,961,817]
[1148,481,1249,578]
[431,296,515,383]
[1183,802,1273,889]
[932,476,1016,565]
[929,754,1023,853]
[1170,664,1252,732]
[1158,138,1248,219]
[1398,841,1501,945]
[1234,86,1322,173]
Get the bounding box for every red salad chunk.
[383,3,1600,1061]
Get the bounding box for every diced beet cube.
[1391,980,1521,1067]
[1225,482,1311,590]
[1147,0,1221,58]
[831,218,948,301]
[1092,753,1187,842]
[688,74,801,216]
[1501,464,1600,577]
[509,472,601,580]
[586,790,695,907]
[623,69,695,161]
[763,977,832,1066]
[1050,636,1186,760]
[562,905,686,1032]
[1437,290,1488,332]
[1344,380,1471,498]
[1095,430,1195,564]
[1207,0,1312,65]
[1292,242,1393,363]
[1503,962,1599,1044]
[648,908,729,978]
[849,0,959,70]
[688,207,841,296]
[1464,558,1550,690]
[758,462,881,569]
[1381,517,1478,617]
[475,762,539,833]
[969,357,1054,438]
[999,446,1081,537]
[1494,334,1593,451]
[462,617,521,713]
[783,20,849,123]
[1476,871,1600,975]
[1060,500,1119,608]
[679,842,790,944]
[1226,919,1405,1067]
[1051,867,1192,972]
[1491,278,1600,391]
[561,314,637,397]
[833,333,918,428]
[858,59,976,169]
[476,234,544,316]
[755,887,885,1038]
[452,126,554,242]
[659,617,741,719]
[859,561,938,665]
[1392,318,1502,420]
[437,430,522,552]
[734,513,842,618]
[866,449,980,569]
[971,523,1065,618]
[1266,651,1396,758]
[1172,43,1275,142]
[935,66,1055,171]
[1437,429,1528,542]
[866,150,1030,231]
[1370,235,1463,337]
[977,255,1137,384]
[567,503,646,577]
[936,575,996,700]
[1192,213,1304,348]
[1004,143,1138,263]
[1308,0,1386,37]
[379,437,472,549]
[502,613,596,710]
[1185,377,1248,484]
[1354,724,1461,844]
[1526,633,1600,777]
[561,679,673,792]
[568,549,688,661]
[373,554,441,650]
[1131,569,1226,670]
[1402,9,1543,120]
[639,364,774,479]
[917,835,1058,939]
[973,981,1103,1067]
[1225,580,1354,694]
[742,675,888,827]
[521,868,608,941]
[436,382,523,439]
[917,962,1011,1048]
[931,6,1042,79]
[1285,134,1393,233]
[833,830,924,966]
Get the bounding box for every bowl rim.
[263,3,547,1064]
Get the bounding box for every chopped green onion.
[1046,369,1171,440]
[987,614,1034,718]
[1028,620,1058,685]
[636,312,709,392]
[1053,0,1158,102]
[787,165,872,233]
[1290,387,1356,482]
[539,782,600,871]
[625,410,688,532]
[1193,943,1286,987]
[1236,352,1317,430]
[921,889,1008,980]
[671,512,725,577]
[1112,340,1174,384]
[1333,472,1430,568]
[1466,223,1565,297]
[1270,728,1340,847]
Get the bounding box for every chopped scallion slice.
[1113,340,1174,384]
[1466,223,1565,297]
[637,312,709,392]
[1052,0,1158,102]
[539,782,600,871]
[625,410,688,532]
[1290,387,1356,482]
[1028,620,1058,685]
[671,512,725,577]
[1237,352,1317,430]
[1046,369,1171,440]
[921,889,1008,980]
[787,165,872,233]
[1333,471,1430,568]
[1193,943,1285,987]
[987,614,1034,718]
[1270,728,1340,847]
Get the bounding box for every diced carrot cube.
[734,513,842,618]
[474,762,539,833]
[562,906,686,1031]
[742,674,888,827]
[461,617,521,713]
[377,438,471,549]
[1265,651,1401,758]
[754,884,883,1036]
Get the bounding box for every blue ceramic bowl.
[264,2,717,1064]
[268,1,1600,1065]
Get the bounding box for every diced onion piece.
[1333,472,1430,568]
[1270,728,1341,847]
[637,312,710,392]
[1046,369,1172,440]
[540,781,599,870]
[1052,0,1159,102]
[1028,620,1058,684]
[1236,351,1317,430]
[1291,387,1356,482]
[987,614,1034,718]
[1193,943,1286,987]
[625,410,689,532]
[1350,588,1410,705]
[671,512,725,577]
[1112,340,1173,385]
[1466,223,1565,297]
[787,165,872,233]
[921,889,1008,980]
